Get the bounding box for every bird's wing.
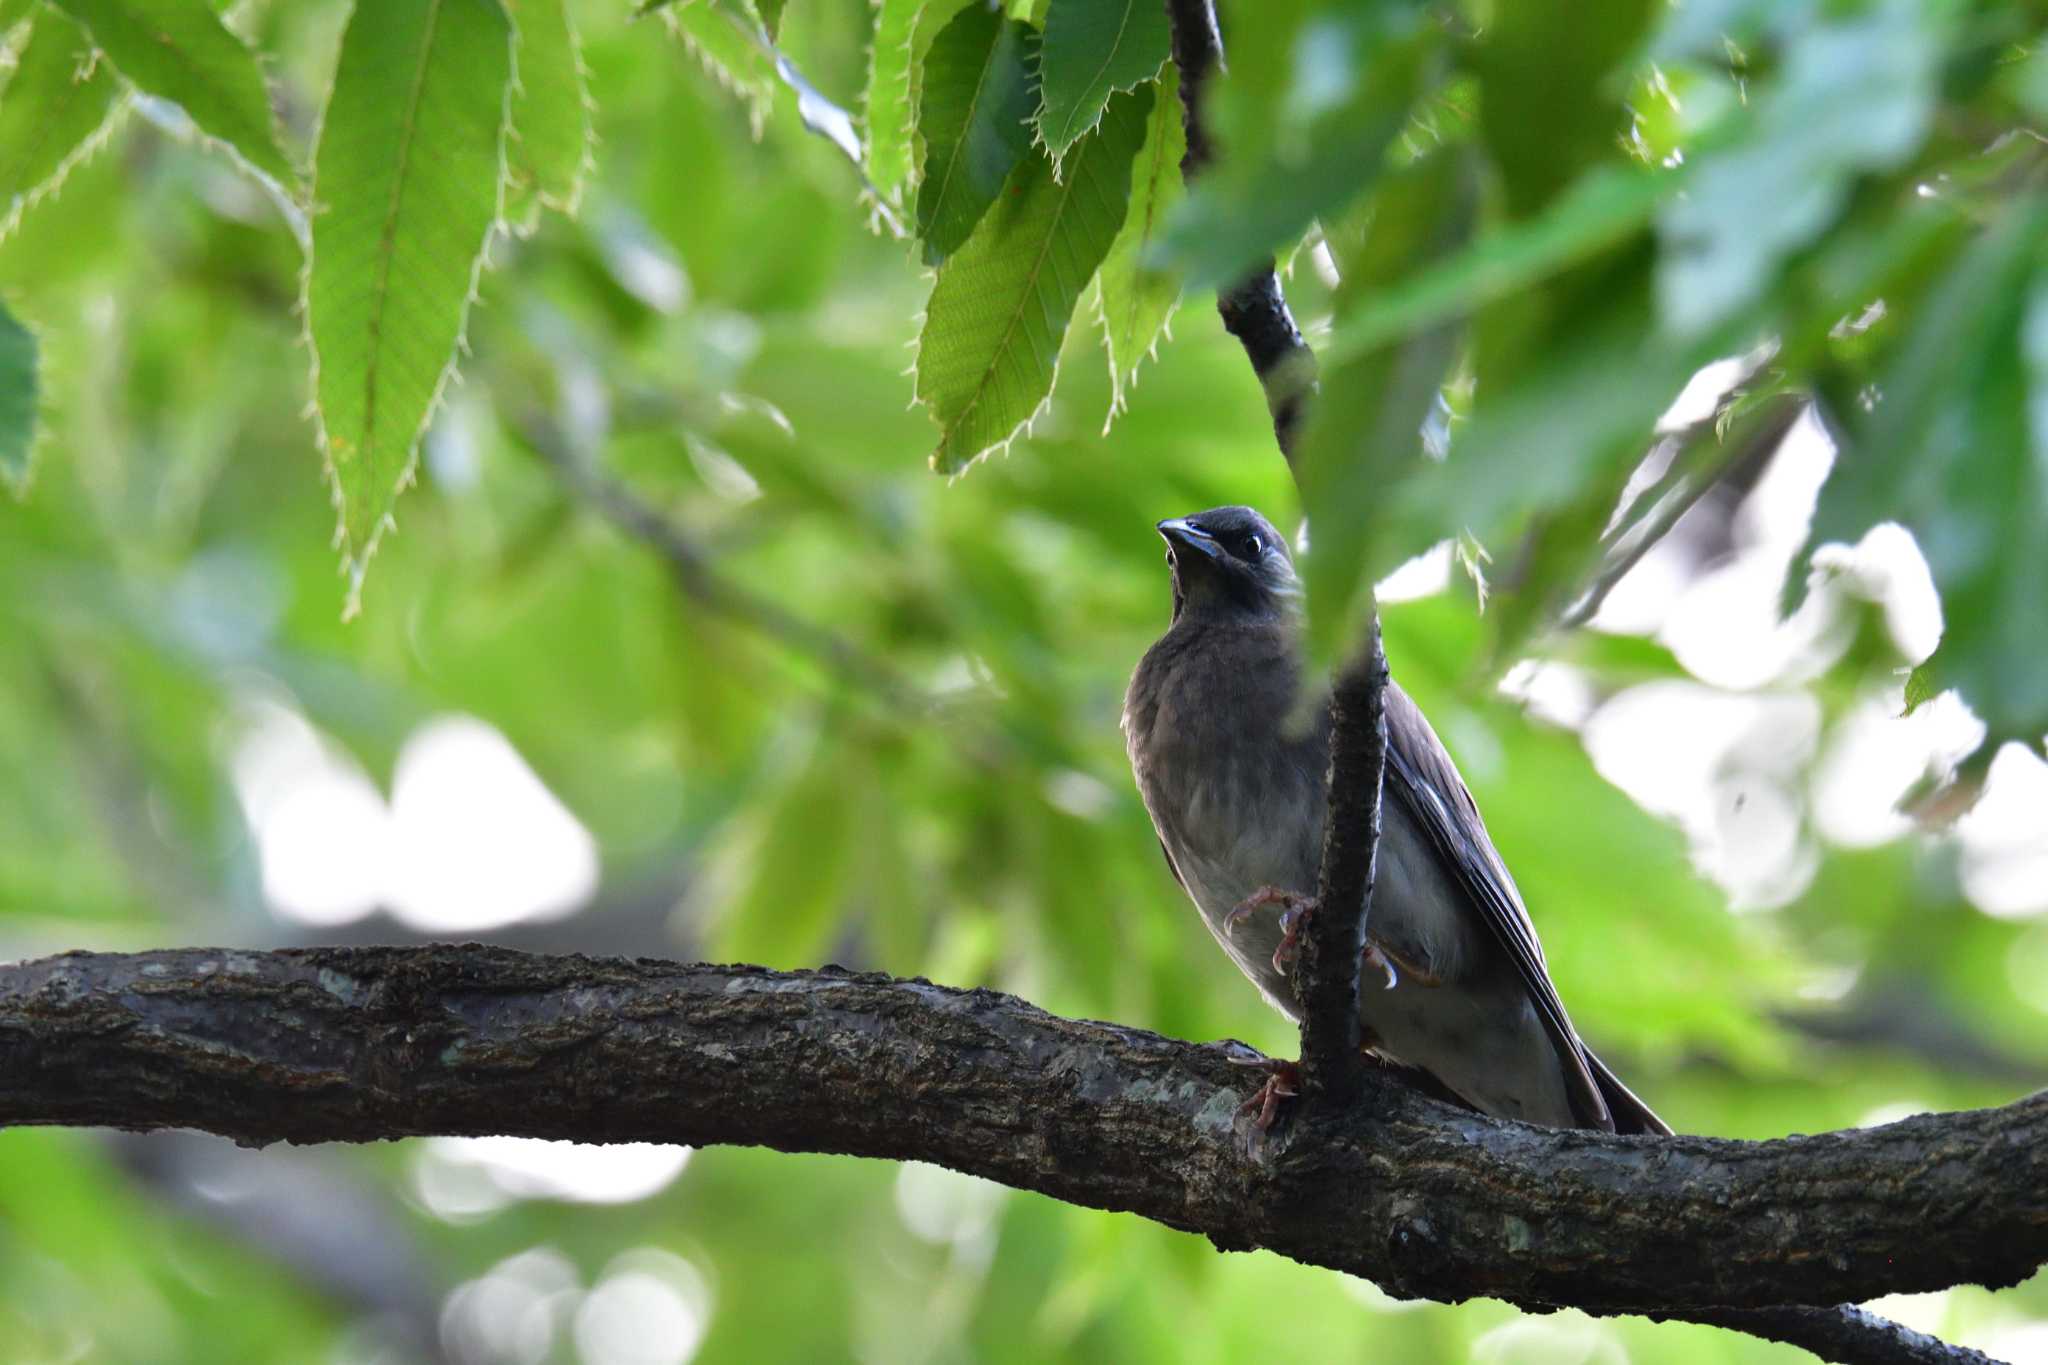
[1155,836,1188,893]
[1380,683,1616,1131]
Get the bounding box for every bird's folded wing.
[1380,684,1615,1131]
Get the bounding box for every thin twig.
[516,411,927,714]
[1163,0,1378,1102]
[1559,393,1806,630]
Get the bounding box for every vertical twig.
[1163,0,1379,1104]
[1163,0,1319,462]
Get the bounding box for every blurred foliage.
[0,0,2045,1362]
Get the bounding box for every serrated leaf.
[1035,0,1167,167]
[51,0,295,190]
[503,0,593,232]
[1158,0,1437,288]
[861,0,922,202]
[0,11,125,241]
[0,300,35,492]
[1796,199,2048,753]
[1095,68,1182,424]
[918,84,1150,474]
[306,0,514,594]
[664,0,777,135]
[914,3,1036,266]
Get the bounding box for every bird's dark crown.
[1155,505,1300,623]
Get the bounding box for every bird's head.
[1155,506,1300,623]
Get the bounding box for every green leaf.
[1297,147,1473,660]
[1657,0,1946,337]
[305,0,514,600]
[0,10,125,242]
[50,0,295,190]
[757,0,786,41]
[713,747,857,969]
[1321,164,1665,366]
[1799,198,2048,753]
[0,299,35,492]
[503,0,593,232]
[1159,0,1437,288]
[1466,0,1652,217]
[913,3,1036,266]
[861,0,923,203]
[664,0,777,136]
[1094,68,1182,424]
[917,84,1150,474]
[1035,0,1167,168]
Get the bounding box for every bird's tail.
[1584,1047,1672,1136]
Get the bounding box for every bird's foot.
[1362,941,1400,991]
[1222,886,1318,973]
[1225,886,1400,989]
[1227,1055,1300,1152]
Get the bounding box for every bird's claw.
[1227,886,1400,987]
[1228,1056,1300,1152]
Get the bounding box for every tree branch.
[3,946,2041,1359]
[1294,626,1387,1102]
[1164,0,1387,1114]
[1164,0,1317,461]
[516,411,928,715]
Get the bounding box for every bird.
[1121,505,1668,1134]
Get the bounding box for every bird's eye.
[1243,533,1264,558]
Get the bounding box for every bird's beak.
[1156,518,1220,560]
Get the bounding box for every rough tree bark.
[0,946,2037,1365]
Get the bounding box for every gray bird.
[1122,505,1668,1134]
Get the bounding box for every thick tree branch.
[3,946,2042,1353]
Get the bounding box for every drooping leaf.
[1797,199,2048,754]
[1159,0,1438,288]
[756,0,787,41]
[918,84,1150,474]
[305,0,514,598]
[913,2,1036,266]
[503,0,593,232]
[1296,147,1474,660]
[49,0,295,189]
[0,299,35,491]
[1095,68,1182,425]
[0,11,125,242]
[1035,0,1168,169]
[862,0,924,202]
[1657,0,1947,337]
